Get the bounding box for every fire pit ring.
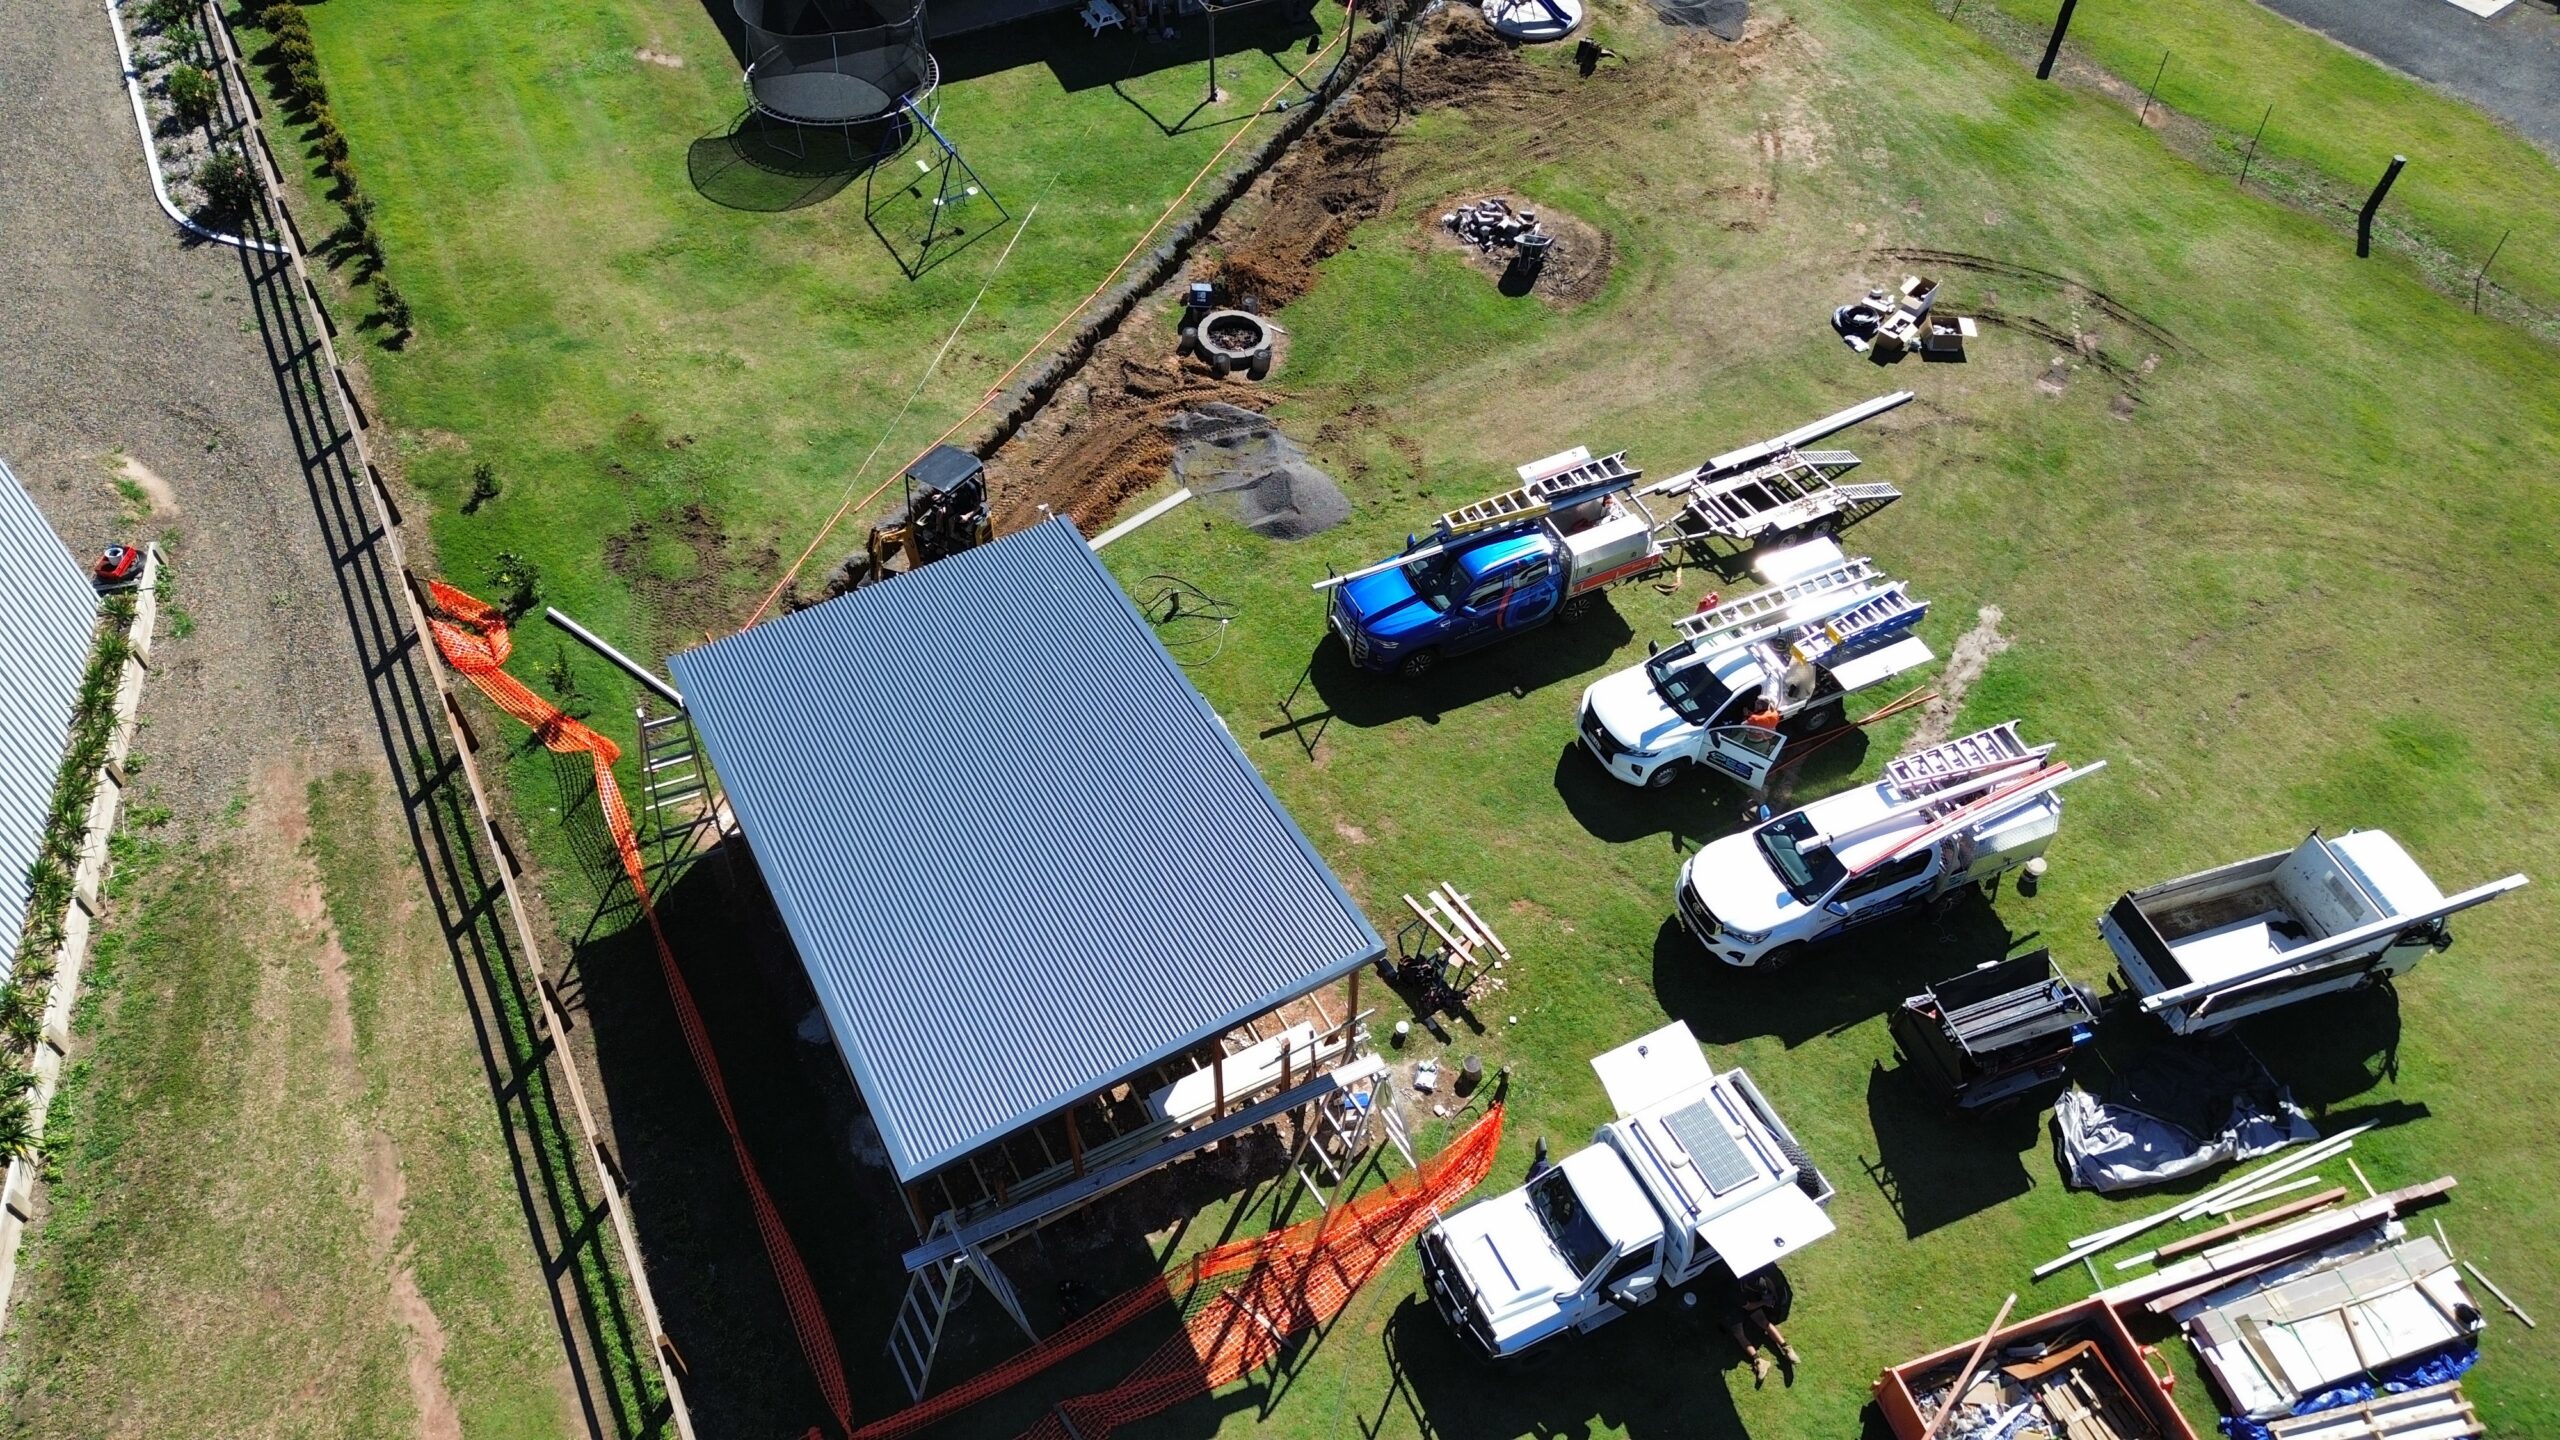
[1193,308,1274,381]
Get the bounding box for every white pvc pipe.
[103,0,288,255]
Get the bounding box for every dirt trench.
[984,10,1553,530]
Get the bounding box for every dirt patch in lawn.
[604,501,778,659]
[1904,606,2010,753]
[1421,193,1615,307]
[262,762,466,1440]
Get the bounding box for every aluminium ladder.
[1672,557,1882,651]
[1438,451,1638,534]
[634,705,719,883]
[885,1213,1038,1403]
[1786,583,1922,665]
[1883,720,2047,798]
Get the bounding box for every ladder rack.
[1438,451,1638,535]
[1673,558,1882,650]
[1787,584,1923,665]
[1884,721,2047,798]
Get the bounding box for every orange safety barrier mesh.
[423,582,857,1439]
[845,1102,1505,1440]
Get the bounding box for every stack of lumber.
[2264,1380,2480,1440]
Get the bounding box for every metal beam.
[544,607,684,709]
[903,1055,1384,1273]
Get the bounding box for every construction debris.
[1836,275,1978,359]
[2265,1380,2479,1440]
[2054,1037,2319,1194]
[1876,1297,2193,1440]
[2170,1231,2484,1419]
[1443,196,1545,253]
[2458,1259,2535,1329]
[2036,1125,2374,1280]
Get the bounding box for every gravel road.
[2253,0,2560,160]
[0,5,372,820]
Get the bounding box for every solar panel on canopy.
[1662,1098,1757,1196]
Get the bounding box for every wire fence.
[1940,0,2559,343]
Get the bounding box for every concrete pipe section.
[1193,309,1274,381]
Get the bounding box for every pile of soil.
[1423,192,1615,306]
[1166,403,1351,540]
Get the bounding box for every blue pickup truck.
[1325,450,1659,679]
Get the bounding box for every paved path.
[2253,0,2560,159]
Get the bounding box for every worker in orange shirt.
[1743,695,1783,731]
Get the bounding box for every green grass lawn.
[286,0,1356,675]
[256,0,2560,1434]
[0,776,575,1438]
[1073,0,2560,1434]
[1974,0,2560,318]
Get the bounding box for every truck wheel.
[1396,648,1439,680]
[1775,1133,1824,1199]
[1645,758,1692,790]
[1756,942,1807,973]
[1558,593,1597,623]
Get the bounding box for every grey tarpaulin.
[1652,0,1747,41]
[2054,1038,2319,1193]
[1166,404,1351,541]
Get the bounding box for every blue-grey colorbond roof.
[0,458,102,971]
[669,517,1382,1182]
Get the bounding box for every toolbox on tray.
[1874,1297,2194,1440]
[1889,949,2098,1110]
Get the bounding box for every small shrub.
[542,645,579,698]
[265,2,310,41]
[286,56,323,106]
[197,146,257,219]
[313,111,349,163]
[375,276,412,335]
[464,462,501,511]
[142,0,198,28]
[487,551,543,618]
[166,63,218,127]
[275,29,315,68]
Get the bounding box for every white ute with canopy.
[1578,538,1937,791]
[2103,829,2527,1034]
[1414,1021,1833,1360]
[1678,723,2105,969]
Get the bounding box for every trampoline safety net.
[737,0,936,124]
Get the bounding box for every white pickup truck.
[1578,539,1936,791]
[1414,1021,1833,1360]
[2104,830,2527,1035]
[1677,723,2104,970]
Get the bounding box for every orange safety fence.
[429,578,1502,1440]
[423,582,857,1439]
[842,1102,1503,1440]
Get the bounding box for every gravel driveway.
[0,6,372,819]
[2252,0,2560,159]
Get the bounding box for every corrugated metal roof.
[0,458,104,972]
[669,517,1381,1182]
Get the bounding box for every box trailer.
[2103,830,2526,1036]
[1873,1297,2199,1440]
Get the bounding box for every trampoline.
[737,0,937,125]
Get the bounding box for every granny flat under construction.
[667,517,1394,1397]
